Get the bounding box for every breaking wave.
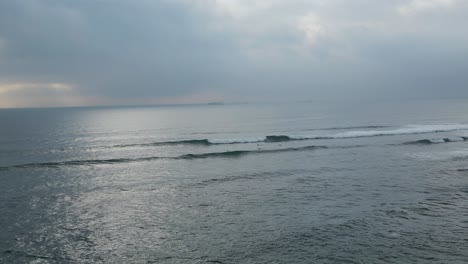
[403,137,468,145]
[112,124,468,148]
[303,125,390,131]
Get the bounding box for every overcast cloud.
[0,0,467,107]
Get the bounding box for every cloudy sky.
[0,0,467,108]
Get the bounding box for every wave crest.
[114,139,211,148]
[112,124,468,148]
[404,137,467,145]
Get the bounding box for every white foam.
[316,124,468,139]
[289,135,310,140]
[429,138,446,143]
[410,149,468,161]
[445,136,464,142]
[208,137,266,144]
[207,124,468,144]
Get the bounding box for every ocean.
[1,100,468,263]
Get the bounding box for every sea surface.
[1,100,468,263]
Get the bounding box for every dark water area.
[1,100,468,263]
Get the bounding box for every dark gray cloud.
[1,0,467,107]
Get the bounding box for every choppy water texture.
[1,101,468,263]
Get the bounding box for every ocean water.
[1,100,468,263]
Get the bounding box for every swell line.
[113,139,211,148]
[177,145,326,159]
[0,145,327,170]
